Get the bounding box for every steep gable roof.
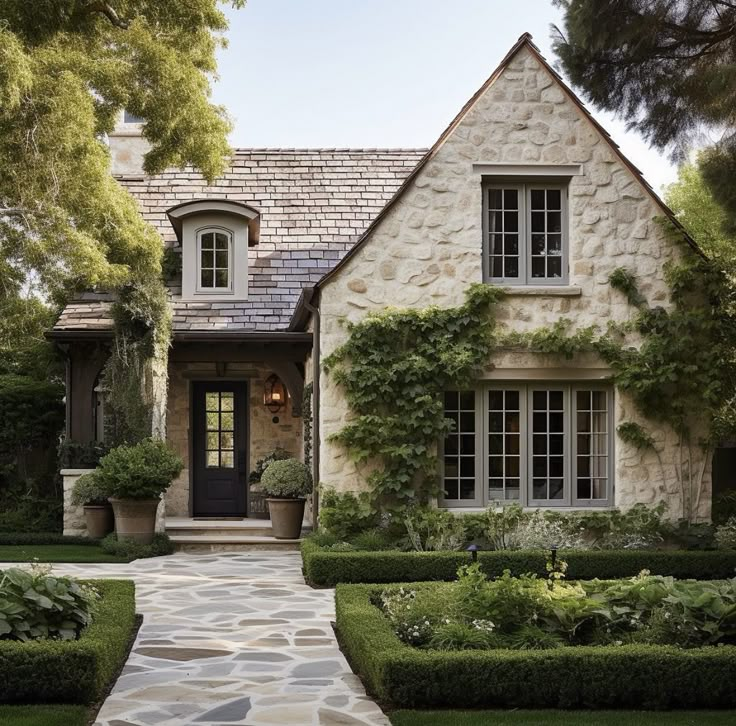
[309,33,701,299]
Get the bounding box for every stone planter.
[83,504,114,539]
[266,498,305,539]
[109,497,160,545]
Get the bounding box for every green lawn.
[0,544,126,563]
[390,711,736,726]
[0,705,89,726]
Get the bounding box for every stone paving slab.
[7,552,389,726]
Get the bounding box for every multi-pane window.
[484,183,567,284]
[442,384,612,507]
[443,391,477,502]
[488,390,521,501]
[205,391,235,468]
[575,390,610,502]
[198,229,232,291]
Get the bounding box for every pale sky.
[212,0,678,194]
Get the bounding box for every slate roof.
[53,148,425,334]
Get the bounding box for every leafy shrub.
[57,439,109,470]
[260,458,312,498]
[308,531,339,548]
[70,473,109,506]
[713,491,736,525]
[574,503,669,549]
[380,565,736,652]
[336,583,736,709]
[429,621,497,650]
[0,579,135,704]
[715,517,736,550]
[403,506,465,551]
[249,447,291,484]
[100,532,174,560]
[0,493,61,534]
[506,509,586,550]
[351,528,392,551]
[95,438,183,499]
[0,563,99,641]
[319,489,380,540]
[503,624,565,650]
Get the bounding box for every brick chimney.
[108,111,150,177]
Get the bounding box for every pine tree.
[553,0,736,229]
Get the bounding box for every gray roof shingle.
[53,148,425,333]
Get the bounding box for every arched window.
[197,228,233,292]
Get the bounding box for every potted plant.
[70,472,114,539]
[95,438,184,544]
[260,458,312,539]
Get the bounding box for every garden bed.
[303,539,736,586]
[0,579,136,704]
[335,582,736,710]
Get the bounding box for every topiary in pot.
[260,458,312,539]
[95,439,184,545]
[70,472,114,539]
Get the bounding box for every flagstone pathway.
[39,552,390,726]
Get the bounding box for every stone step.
[167,526,276,538]
[169,534,302,552]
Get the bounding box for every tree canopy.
[0,0,242,307]
[552,0,736,229]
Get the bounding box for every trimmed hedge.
[336,583,736,709]
[0,533,99,546]
[0,579,136,704]
[302,539,736,586]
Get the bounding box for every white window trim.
[482,182,569,286]
[441,382,614,509]
[180,211,249,301]
[196,226,234,294]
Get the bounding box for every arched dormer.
[166,199,261,301]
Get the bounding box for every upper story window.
[198,228,232,291]
[166,200,260,302]
[483,182,568,285]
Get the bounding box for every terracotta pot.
[266,498,305,539]
[83,503,114,539]
[109,497,160,545]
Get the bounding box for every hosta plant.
[0,563,99,641]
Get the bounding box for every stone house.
[51,35,712,541]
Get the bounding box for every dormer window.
[198,228,232,291]
[166,199,260,302]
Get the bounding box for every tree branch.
[83,2,130,29]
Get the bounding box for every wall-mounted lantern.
[264,374,287,414]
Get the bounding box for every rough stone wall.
[165,360,302,517]
[317,46,711,519]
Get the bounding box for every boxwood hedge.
[335,583,736,709]
[302,539,736,587]
[0,579,136,704]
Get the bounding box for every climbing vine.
[303,382,313,471]
[102,273,171,447]
[323,284,502,509]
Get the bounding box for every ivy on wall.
[323,283,502,508]
[325,234,736,522]
[102,276,171,446]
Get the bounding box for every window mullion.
[477,387,485,507]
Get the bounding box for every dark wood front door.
[192,381,248,517]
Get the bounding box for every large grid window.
[484,183,567,285]
[442,384,612,507]
[198,229,232,291]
